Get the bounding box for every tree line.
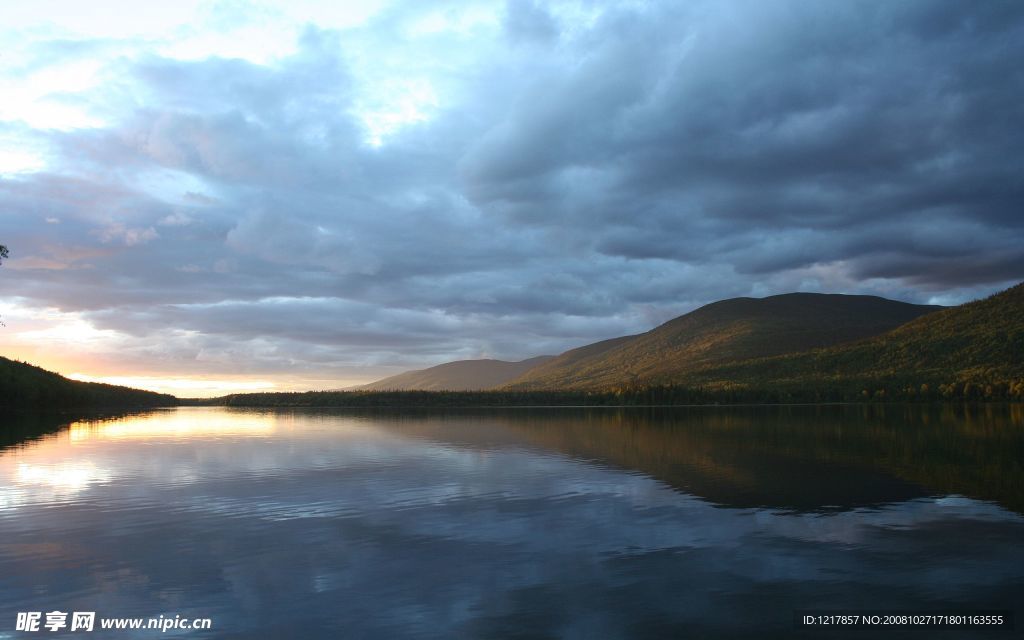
[215,376,1024,408]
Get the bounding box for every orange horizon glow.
[0,302,379,397]
[1,335,374,399]
[66,373,279,398]
[1,348,375,398]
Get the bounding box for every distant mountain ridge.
[506,293,942,390]
[357,356,554,391]
[682,282,1024,394]
[218,283,1024,406]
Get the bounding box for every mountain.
[514,335,637,387]
[0,356,177,408]
[687,282,1024,395]
[358,356,555,391]
[215,283,1022,406]
[506,293,941,390]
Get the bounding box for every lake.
[1,405,1022,638]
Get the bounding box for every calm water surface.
[1,405,1022,638]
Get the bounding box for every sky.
[1,0,1023,397]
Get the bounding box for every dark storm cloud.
[462,0,1024,284]
[3,0,1023,380]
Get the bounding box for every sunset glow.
[66,374,277,397]
[2,0,1022,397]
[1,3,1023,637]
[67,411,277,440]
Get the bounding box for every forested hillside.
[507,293,940,390]
[219,284,1024,405]
[683,282,1024,400]
[0,356,177,408]
[357,356,553,391]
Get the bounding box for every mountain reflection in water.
[0,405,1021,639]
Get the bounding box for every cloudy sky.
[1,0,1022,396]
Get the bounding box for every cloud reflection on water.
[0,407,1021,638]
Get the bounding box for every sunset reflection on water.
[67,409,278,441]
[0,406,1022,638]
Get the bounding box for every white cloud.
[0,148,45,174]
[159,212,192,226]
[94,223,159,246]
